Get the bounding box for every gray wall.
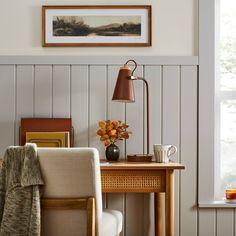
[0,56,202,236]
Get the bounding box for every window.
[218,0,236,199]
[199,0,236,205]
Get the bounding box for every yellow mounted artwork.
[26,132,70,147]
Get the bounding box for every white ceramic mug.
[153,144,177,163]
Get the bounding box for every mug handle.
[167,145,177,157]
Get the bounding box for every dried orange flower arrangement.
[97,120,131,146]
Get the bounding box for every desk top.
[100,160,185,170]
[0,159,185,170]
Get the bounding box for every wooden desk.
[100,161,184,236]
[0,159,184,235]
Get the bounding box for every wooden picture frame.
[42,5,151,47]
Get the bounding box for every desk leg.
[165,170,174,236]
[155,193,163,236]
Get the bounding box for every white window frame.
[198,0,236,207]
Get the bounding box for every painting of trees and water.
[53,16,141,37]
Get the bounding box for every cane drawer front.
[101,170,166,193]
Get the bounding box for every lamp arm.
[131,76,150,154]
[125,59,137,76]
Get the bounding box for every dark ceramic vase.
[105,143,120,161]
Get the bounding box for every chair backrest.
[38,148,102,236]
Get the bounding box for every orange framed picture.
[42,5,152,47]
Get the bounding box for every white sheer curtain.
[218,0,236,198]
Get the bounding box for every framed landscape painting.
[42,5,151,47]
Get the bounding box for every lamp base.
[127,154,153,162]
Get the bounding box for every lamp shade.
[112,65,135,103]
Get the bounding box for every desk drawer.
[101,170,166,193]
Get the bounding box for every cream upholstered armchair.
[38,147,122,236]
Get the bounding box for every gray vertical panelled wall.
[1,55,224,236]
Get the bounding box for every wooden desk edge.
[100,161,185,170]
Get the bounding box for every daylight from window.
[220,0,236,197]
